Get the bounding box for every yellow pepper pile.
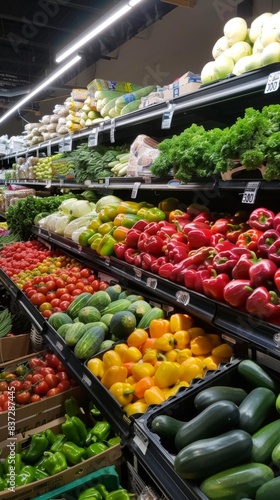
[86,313,233,416]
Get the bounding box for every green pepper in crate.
[0,477,7,492]
[107,436,121,447]
[78,488,102,500]
[91,421,111,441]
[43,451,68,475]
[65,396,80,417]
[34,454,50,472]
[61,414,88,446]
[34,468,49,481]
[61,441,87,465]
[86,442,108,458]
[15,465,36,487]
[4,452,22,476]
[50,434,67,453]
[24,433,49,463]
[106,490,135,500]
[44,429,58,446]
[95,484,109,499]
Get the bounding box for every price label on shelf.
[63,135,72,152]
[88,128,99,147]
[82,374,92,386]
[110,119,116,143]
[55,341,64,352]
[161,103,175,129]
[105,177,110,187]
[241,181,260,204]
[133,267,142,280]
[131,182,141,199]
[58,138,64,153]
[47,141,52,157]
[175,290,190,306]
[264,71,280,94]
[147,277,157,289]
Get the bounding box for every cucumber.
[174,429,253,479]
[74,326,105,359]
[175,400,240,452]
[150,415,185,441]
[239,387,276,434]
[101,299,132,316]
[65,322,88,347]
[271,441,280,467]
[256,476,280,500]
[110,310,137,339]
[237,359,278,393]
[200,463,274,500]
[127,300,151,321]
[48,312,73,330]
[251,419,280,463]
[66,292,93,319]
[194,386,247,412]
[78,306,101,324]
[86,291,111,311]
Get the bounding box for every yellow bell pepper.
[153,361,180,389]
[207,333,222,347]
[113,225,130,242]
[149,319,170,338]
[114,343,129,362]
[124,401,147,416]
[178,358,204,383]
[187,327,206,340]
[127,329,149,348]
[97,221,114,235]
[117,201,141,214]
[144,386,166,406]
[176,348,192,364]
[88,218,103,230]
[203,355,221,371]
[86,358,104,378]
[101,365,128,389]
[165,349,179,362]
[190,335,213,356]
[163,380,189,399]
[98,206,118,222]
[154,333,176,352]
[142,349,166,365]
[132,362,155,381]
[122,346,142,363]
[126,375,137,385]
[109,382,135,406]
[211,343,233,360]
[102,350,122,371]
[174,330,191,350]
[169,313,193,332]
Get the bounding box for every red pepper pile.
[114,205,280,324]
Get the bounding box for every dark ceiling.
[0,0,176,114]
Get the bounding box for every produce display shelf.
[0,268,19,300]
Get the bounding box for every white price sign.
[265,71,280,94]
[161,103,175,129]
[88,128,99,147]
[241,181,260,204]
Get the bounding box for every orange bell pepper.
[134,376,155,399]
[113,226,130,242]
[109,382,135,406]
[132,362,155,381]
[140,337,156,354]
[149,319,170,338]
[174,330,191,350]
[153,361,180,389]
[102,350,122,371]
[178,358,204,383]
[122,346,142,363]
[169,313,193,332]
[101,365,128,389]
[127,329,149,348]
[123,401,147,416]
[154,333,176,352]
[190,335,213,356]
[86,358,105,378]
[122,362,135,376]
[144,386,166,406]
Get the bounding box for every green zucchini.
[271,441,280,467]
[200,463,274,500]
[127,300,151,321]
[74,326,105,360]
[239,387,276,435]
[175,400,240,452]
[237,359,278,393]
[150,415,185,441]
[66,292,93,319]
[194,385,247,412]
[137,307,164,329]
[78,306,101,324]
[48,312,73,330]
[251,419,280,463]
[86,291,111,311]
[256,475,280,499]
[174,429,253,479]
[110,310,137,339]
[64,322,88,347]
[105,285,122,301]
[101,299,132,316]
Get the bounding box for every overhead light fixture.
[0,55,81,124]
[56,0,145,64]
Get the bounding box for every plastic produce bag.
[127,135,159,177]
[64,215,94,239]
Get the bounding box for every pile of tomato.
[0,240,58,276]
[0,352,77,411]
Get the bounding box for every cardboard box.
[0,417,122,500]
[0,334,30,363]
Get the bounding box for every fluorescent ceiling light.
[0,55,81,124]
[56,0,145,63]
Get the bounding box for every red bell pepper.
[236,229,264,251]
[184,267,211,294]
[134,252,144,267]
[231,251,260,280]
[210,218,230,234]
[114,242,128,259]
[164,241,190,264]
[124,248,141,265]
[187,227,212,249]
[158,262,175,280]
[183,267,198,291]
[150,255,168,274]
[192,212,211,224]
[144,222,160,235]
[187,203,210,218]
[226,223,249,243]
[168,210,190,223]
[246,286,280,320]
[248,208,275,231]
[257,229,280,256]
[137,233,149,252]
[249,258,278,287]
[213,237,235,252]
[142,234,165,255]
[182,221,210,235]
[274,268,280,291]
[131,220,148,232]
[202,270,230,302]
[273,212,280,232]
[267,238,280,265]
[223,279,253,307]
[212,250,239,274]
[125,229,142,248]
[141,253,157,271]
[170,247,216,283]
[170,232,188,243]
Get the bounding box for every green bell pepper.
[61,441,87,465]
[61,414,88,446]
[34,455,49,472]
[106,490,134,500]
[15,465,36,487]
[43,451,68,475]
[95,484,109,499]
[0,477,7,492]
[107,436,121,447]
[86,442,108,459]
[96,233,117,256]
[91,421,111,441]
[50,433,67,453]
[145,207,166,222]
[44,429,57,446]
[90,234,103,251]
[24,432,49,463]
[78,487,102,500]
[65,396,80,417]
[89,403,102,420]
[34,468,49,481]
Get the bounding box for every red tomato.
[15,391,31,405]
[26,288,37,299]
[46,292,56,302]
[57,380,71,391]
[33,381,50,395]
[52,307,62,313]
[8,380,23,391]
[56,362,67,372]
[75,282,85,290]
[56,371,69,381]
[99,281,109,290]
[87,274,96,283]
[31,373,44,384]
[40,367,55,376]
[55,288,68,298]
[45,280,56,291]
[2,401,9,411]
[22,280,33,291]
[0,381,8,391]
[42,309,53,319]
[71,289,83,297]
[60,301,71,310]
[30,293,47,306]
[46,387,61,397]
[37,285,48,295]
[44,353,60,368]
[66,276,77,285]
[0,394,8,406]
[30,394,42,403]
[66,284,76,294]
[50,298,61,308]
[21,380,32,391]
[55,277,65,288]
[59,293,72,302]
[80,268,91,278]
[44,374,59,388]
[29,357,45,368]
[25,374,33,381]
[83,285,93,294]
[91,280,100,292]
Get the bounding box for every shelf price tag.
[45,179,52,188]
[241,181,260,204]
[47,141,52,156]
[82,374,92,386]
[55,340,64,352]
[131,182,141,199]
[273,333,280,348]
[88,128,99,147]
[63,135,72,152]
[133,426,148,455]
[265,71,280,94]
[147,277,157,289]
[110,119,116,143]
[105,177,110,187]
[58,138,64,153]
[175,290,190,306]
[133,267,142,281]
[161,103,175,130]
